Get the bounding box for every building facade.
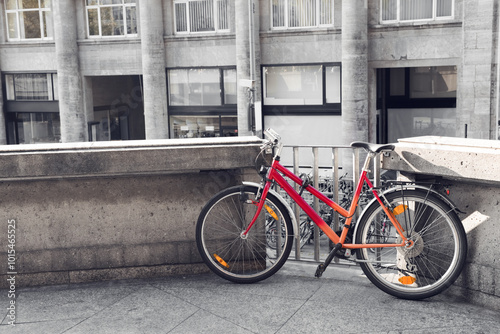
[0,0,497,147]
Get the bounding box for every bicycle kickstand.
[314,243,343,278]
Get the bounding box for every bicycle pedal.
[315,264,326,278]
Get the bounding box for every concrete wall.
[0,137,262,287]
[382,136,500,310]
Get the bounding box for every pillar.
[52,0,86,142]
[341,0,369,144]
[235,0,260,136]
[139,0,169,139]
[0,69,6,145]
[341,0,369,174]
[458,0,495,139]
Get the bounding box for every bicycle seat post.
[362,152,377,173]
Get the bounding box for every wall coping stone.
[382,135,500,185]
[0,136,263,181]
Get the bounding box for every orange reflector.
[265,205,279,220]
[393,204,408,216]
[399,276,416,285]
[213,254,229,268]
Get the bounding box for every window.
[5,0,53,40]
[174,0,229,34]
[167,67,237,138]
[5,73,58,101]
[86,0,137,37]
[409,66,457,98]
[381,0,453,22]
[3,73,60,144]
[170,115,237,138]
[8,112,61,144]
[168,68,236,106]
[262,64,341,114]
[272,0,334,29]
[378,66,457,143]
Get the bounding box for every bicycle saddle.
[350,142,395,153]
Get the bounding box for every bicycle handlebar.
[264,128,281,145]
[263,128,283,158]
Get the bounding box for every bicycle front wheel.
[356,189,467,300]
[196,185,293,283]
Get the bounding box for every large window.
[167,67,237,138]
[3,73,60,144]
[168,68,236,106]
[272,0,334,29]
[378,66,457,143]
[174,0,229,34]
[381,0,453,23]
[86,0,137,37]
[262,64,341,115]
[5,0,53,40]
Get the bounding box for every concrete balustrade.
[0,137,262,287]
[382,136,500,310]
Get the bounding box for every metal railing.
[279,144,381,263]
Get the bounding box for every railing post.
[332,147,339,262]
[293,146,301,260]
[313,147,320,261]
[353,148,361,220]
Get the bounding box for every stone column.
[0,69,6,145]
[341,0,369,174]
[235,0,259,136]
[341,0,369,145]
[52,0,86,142]
[458,0,495,139]
[139,0,169,139]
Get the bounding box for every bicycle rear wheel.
[196,185,293,283]
[356,189,467,300]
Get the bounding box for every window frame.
[4,73,58,102]
[4,0,53,41]
[167,66,237,110]
[173,0,230,35]
[2,72,60,144]
[86,0,138,38]
[379,67,457,110]
[261,63,341,116]
[6,111,61,144]
[380,0,454,24]
[270,0,334,31]
[166,66,237,138]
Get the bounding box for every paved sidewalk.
[1,262,499,334]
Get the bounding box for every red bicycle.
[196,129,467,299]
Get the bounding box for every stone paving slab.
[0,262,499,334]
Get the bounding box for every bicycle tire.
[355,189,467,300]
[196,185,293,283]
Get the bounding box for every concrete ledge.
[0,136,262,180]
[382,136,500,310]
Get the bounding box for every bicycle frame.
[243,155,409,251]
